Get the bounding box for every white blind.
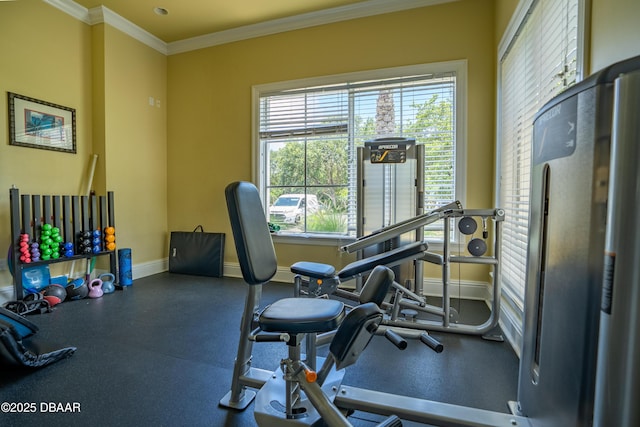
[498,0,580,309]
[259,71,457,237]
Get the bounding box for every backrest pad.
[225,181,277,285]
[359,265,395,305]
[329,302,383,371]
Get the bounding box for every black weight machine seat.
[220,181,401,427]
[258,297,344,334]
[225,181,344,338]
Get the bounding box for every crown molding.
[88,6,167,54]
[44,0,167,54]
[45,0,457,56]
[167,0,457,55]
[43,0,91,24]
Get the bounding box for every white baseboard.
[422,277,490,301]
[132,258,168,280]
[223,262,295,284]
[497,295,524,357]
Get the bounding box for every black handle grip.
[420,332,443,353]
[253,333,289,342]
[384,329,407,350]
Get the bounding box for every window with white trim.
[497,0,584,316]
[254,61,466,241]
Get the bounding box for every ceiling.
[71,0,376,43]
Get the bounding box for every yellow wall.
[591,0,640,72]
[0,1,93,194]
[0,1,167,296]
[167,0,497,281]
[101,25,168,264]
[3,0,637,295]
[494,0,519,47]
[0,1,93,289]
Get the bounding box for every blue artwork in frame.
[8,92,76,153]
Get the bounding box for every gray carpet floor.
[0,273,519,427]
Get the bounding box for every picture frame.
[8,92,76,154]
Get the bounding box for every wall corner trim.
[46,0,457,56]
[88,6,168,55]
[43,0,91,24]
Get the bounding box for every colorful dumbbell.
[104,226,116,251]
[18,233,31,263]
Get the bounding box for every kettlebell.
[99,273,116,294]
[88,278,104,298]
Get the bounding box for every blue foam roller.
[118,248,133,286]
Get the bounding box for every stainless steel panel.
[593,70,640,427]
[361,146,388,233]
[393,145,418,230]
[517,82,613,427]
[358,144,420,285]
[360,144,418,236]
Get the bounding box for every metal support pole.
[219,284,262,410]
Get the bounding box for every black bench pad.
[290,261,336,279]
[338,241,428,280]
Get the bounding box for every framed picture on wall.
[8,92,76,154]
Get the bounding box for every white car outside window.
[269,194,319,224]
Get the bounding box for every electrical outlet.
[156,99,161,108]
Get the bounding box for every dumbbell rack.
[9,187,117,300]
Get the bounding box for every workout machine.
[219,181,524,427]
[219,181,404,426]
[511,56,640,427]
[341,207,504,338]
[221,57,640,426]
[290,137,504,338]
[292,204,505,339]
[356,138,422,289]
[593,67,640,427]
[330,55,640,427]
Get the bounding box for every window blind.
[498,0,580,311]
[259,71,458,237]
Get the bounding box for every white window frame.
[252,60,467,247]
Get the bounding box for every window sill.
[271,232,450,252]
[271,232,356,247]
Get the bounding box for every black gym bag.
[168,225,225,278]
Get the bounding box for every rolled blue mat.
[118,248,133,286]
